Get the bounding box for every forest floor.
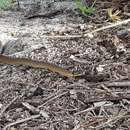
[1,0,130,130]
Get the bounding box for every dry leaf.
[108,8,121,21]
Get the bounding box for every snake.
[0,54,78,77]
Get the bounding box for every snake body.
[0,54,75,77]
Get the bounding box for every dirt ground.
[1,0,130,130]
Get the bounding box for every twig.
[107,81,130,87]
[0,96,19,117]
[3,114,41,130]
[70,55,91,64]
[38,91,68,108]
[22,102,49,119]
[75,112,128,130]
[0,88,10,94]
[0,79,35,87]
[84,18,130,36]
[95,112,128,130]
[10,44,45,57]
[74,106,100,116]
[120,100,130,112]
[41,34,83,39]
[101,84,118,97]
[74,101,114,116]
[84,96,130,104]
[74,118,104,130]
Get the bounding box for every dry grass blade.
[108,8,121,21]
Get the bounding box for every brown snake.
[0,54,79,77]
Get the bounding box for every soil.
[1,0,130,130]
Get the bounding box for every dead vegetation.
[1,0,130,130]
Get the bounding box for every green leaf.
[75,0,95,15]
